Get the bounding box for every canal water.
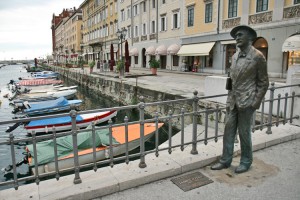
[0,64,174,190]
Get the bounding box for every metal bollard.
[138,102,146,168]
[70,109,82,184]
[190,91,198,155]
[266,83,275,134]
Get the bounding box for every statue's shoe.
[235,165,249,174]
[210,163,230,170]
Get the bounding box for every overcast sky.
[0,0,82,61]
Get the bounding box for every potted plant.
[88,60,95,73]
[149,58,160,75]
[116,59,125,77]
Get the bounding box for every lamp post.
[116,28,127,61]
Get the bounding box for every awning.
[282,34,300,52]
[220,40,236,45]
[145,46,156,55]
[177,42,215,56]
[155,45,167,55]
[167,44,180,55]
[129,48,138,56]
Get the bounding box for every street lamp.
[116,28,127,60]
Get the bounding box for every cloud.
[0,0,82,60]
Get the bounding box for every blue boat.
[13,97,82,116]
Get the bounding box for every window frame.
[228,0,238,18]
[256,0,268,13]
[205,3,213,23]
[187,6,194,27]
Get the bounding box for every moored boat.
[12,97,83,116]
[25,110,118,134]
[25,123,163,174]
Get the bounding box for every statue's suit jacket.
[227,46,269,111]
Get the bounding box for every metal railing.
[0,83,299,190]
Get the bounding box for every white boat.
[25,123,163,174]
[17,89,77,101]
[25,110,118,134]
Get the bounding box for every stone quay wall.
[57,68,206,129]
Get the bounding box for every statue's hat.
[230,25,257,39]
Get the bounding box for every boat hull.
[29,123,163,174]
[25,110,117,134]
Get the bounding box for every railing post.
[70,109,82,184]
[9,132,19,190]
[180,107,185,151]
[155,112,159,157]
[266,82,275,134]
[190,91,198,155]
[290,92,295,123]
[31,131,40,185]
[138,100,146,168]
[124,116,129,164]
[214,104,219,142]
[168,110,173,154]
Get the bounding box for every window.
[160,15,167,31]
[152,0,156,8]
[142,23,147,35]
[228,0,238,18]
[133,5,139,16]
[205,3,213,23]
[110,4,113,16]
[121,9,125,21]
[142,1,147,12]
[256,0,268,12]
[187,7,194,27]
[172,12,180,29]
[295,0,300,4]
[135,56,138,64]
[151,20,156,33]
[127,7,131,18]
[127,25,131,38]
[135,25,139,37]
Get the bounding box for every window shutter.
[165,17,167,31]
[171,15,174,29]
[178,12,181,28]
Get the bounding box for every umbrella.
[125,40,130,72]
[110,44,115,71]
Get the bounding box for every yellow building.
[80,0,119,64]
[64,10,83,63]
[178,0,300,77]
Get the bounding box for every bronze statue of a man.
[211,25,269,173]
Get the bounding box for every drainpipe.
[217,0,220,34]
[131,0,133,46]
[156,0,158,43]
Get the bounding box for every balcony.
[222,17,241,29]
[133,37,139,43]
[283,4,300,19]
[249,11,272,25]
[149,33,157,40]
[141,35,147,41]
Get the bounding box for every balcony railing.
[249,11,273,25]
[283,4,300,19]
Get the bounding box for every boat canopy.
[26,126,119,166]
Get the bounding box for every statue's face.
[235,29,251,49]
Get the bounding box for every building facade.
[51,8,77,64]
[80,0,119,63]
[52,0,300,77]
